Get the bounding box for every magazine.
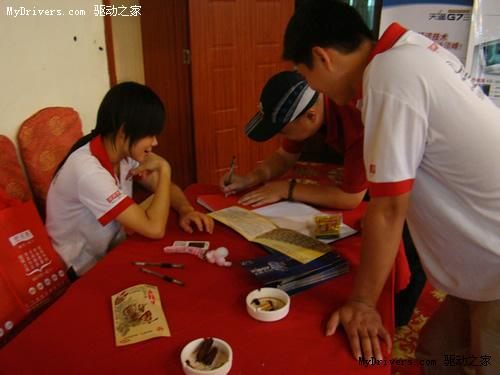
[241,251,349,295]
[198,194,357,243]
[208,206,331,264]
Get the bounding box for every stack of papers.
[240,202,353,294]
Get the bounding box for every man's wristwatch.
[287,178,297,201]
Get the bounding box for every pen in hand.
[224,155,236,186]
[132,261,184,268]
[141,267,185,286]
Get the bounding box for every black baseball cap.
[244,71,319,142]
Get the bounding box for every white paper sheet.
[253,201,357,243]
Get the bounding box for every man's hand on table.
[326,300,392,361]
[178,207,214,234]
[238,180,288,207]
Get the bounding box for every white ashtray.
[181,337,232,375]
[245,287,290,322]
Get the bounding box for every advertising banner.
[465,0,500,107]
[380,0,473,64]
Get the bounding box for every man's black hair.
[54,81,165,177]
[283,0,374,68]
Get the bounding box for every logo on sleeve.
[427,42,439,52]
[106,190,122,204]
[369,164,376,175]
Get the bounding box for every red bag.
[0,189,69,344]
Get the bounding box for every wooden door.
[141,0,195,188]
[189,0,295,184]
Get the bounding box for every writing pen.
[224,155,236,186]
[132,261,184,268]
[141,267,185,286]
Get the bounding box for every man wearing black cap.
[220,70,367,210]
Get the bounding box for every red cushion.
[0,136,31,202]
[17,107,83,213]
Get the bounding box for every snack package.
[313,213,342,239]
[111,284,170,346]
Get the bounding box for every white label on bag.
[8,230,33,246]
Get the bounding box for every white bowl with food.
[245,287,290,322]
[181,337,232,375]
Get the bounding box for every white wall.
[0,0,110,144]
[111,0,145,84]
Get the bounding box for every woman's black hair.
[54,81,165,177]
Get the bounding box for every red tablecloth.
[0,184,410,374]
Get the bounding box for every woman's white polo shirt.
[46,136,137,275]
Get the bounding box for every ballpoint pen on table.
[141,267,185,286]
[132,261,184,268]
[224,155,236,186]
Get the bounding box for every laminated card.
[111,284,170,346]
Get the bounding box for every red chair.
[17,107,83,216]
[0,135,32,202]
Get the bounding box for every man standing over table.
[282,1,500,373]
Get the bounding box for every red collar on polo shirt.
[367,22,408,65]
[89,135,117,179]
[356,22,408,100]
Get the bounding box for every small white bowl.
[180,337,232,375]
[245,287,290,322]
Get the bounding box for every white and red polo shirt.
[361,23,500,301]
[46,136,137,275]
[283,99,367,193]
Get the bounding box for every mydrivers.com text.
[360,354,494,369]
[5,6,84,17]
[359,357,437,368]
[5,4,141,17]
